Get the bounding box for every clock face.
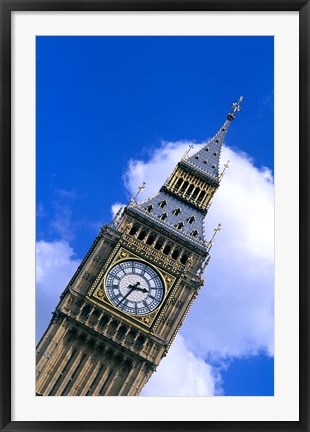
[105,260,164,315]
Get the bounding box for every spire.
[184,97,243,181]
[227,96,243,121]
[126,98,243,253]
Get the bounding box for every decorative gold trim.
[151,278,182,332]
[85,295,154,333]
[166,285,202,351]
[121,234,184,273]
[165,166,217,209]
[87,247,177,329]
[87,243,121,297]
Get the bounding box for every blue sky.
[36,36,274,396]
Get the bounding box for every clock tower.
[36,98,243,396]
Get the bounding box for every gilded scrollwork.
[87,246,177,331]
[121,234,184,273]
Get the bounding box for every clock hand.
[128,282,140,290]
[117,287,135,306]
[128,282,148,294]
[116,282,144,307]
[133,286,148,294]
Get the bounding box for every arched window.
[171,247,181,260]
[163,243,172,255]
[192,187,200,200]
[135,336,145,350]
[137,228,148,241]
[175,221,184,230]
[129,223,140,236]
[145,204,153,213]
[180,252,189,265]
[99,315,109,327]
[158,200,167,208]
[187,216,195,224]
[146,232,156,245]
[186,184,194,196]
[109,320,118,332]
[197,190,206,203]
[175,178,183,190]
[154,237,164,250]
[159,212,168,221]
[172,208,181,216]
[180,181,189,193]
[191,229,198,238]
[116,326,127,339]
[81,304,91,318]
[92,309,100,319]
[127,331,137,344]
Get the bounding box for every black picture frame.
[1,1,309,431]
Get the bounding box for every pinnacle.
[183,97,243,181]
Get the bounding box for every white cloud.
[123,141,191,200]
[36,239,220,396]
[141,335,222,396]
[50,203,75,242]
[36,139,274,395]
[123,141,274,359]
[36,240,81,342]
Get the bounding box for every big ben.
[36,97,243,396]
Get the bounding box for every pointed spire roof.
[126,97,243,253]
[183,97,243,182]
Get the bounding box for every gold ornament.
[125,223,133,233]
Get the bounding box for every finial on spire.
[210,223,222,242]
[207,223,222,251]
[182,144,194,161]
[227,96,243,121]
[132,182,146,202]
[219,160,230,181]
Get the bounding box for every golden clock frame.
[86,247,178,329]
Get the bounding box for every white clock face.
[105,260,164,315]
